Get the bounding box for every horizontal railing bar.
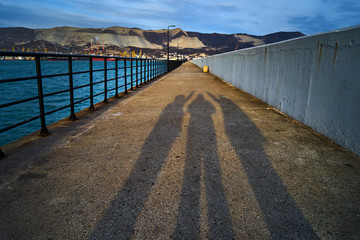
[0,115,40,134]
[0,68,126,84]
[93,91,105,98]
[31,68,143,81]
[93,69,105,73]
[42,72,69,79]
[72,70,90,75]
[45,104,71,116]
[73,83,91,90]
[0,75,37,83]
[39,83,92,99]
[43,89,70,98]
[0,95,39,109]
[93,80,105,85]
[74,96,91,105]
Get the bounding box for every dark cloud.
[288,0,360,35]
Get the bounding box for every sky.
[0,0,359,35]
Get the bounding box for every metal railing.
[0,51,183,158]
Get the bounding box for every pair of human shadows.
[89,92,194,239]
[89,91,314,239]
[173,94,234,240]
[208,92,319,239]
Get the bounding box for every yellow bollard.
[203,66,209,72]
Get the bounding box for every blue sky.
[0,0,359,35]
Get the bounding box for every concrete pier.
[1,62,359,239]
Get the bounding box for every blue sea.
[0,60,161,147]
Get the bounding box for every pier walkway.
[1,62,359,239]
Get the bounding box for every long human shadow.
[89,92,194,239]
[173,94,234,239]
[208,92,319,239]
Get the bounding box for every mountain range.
[0,26,305,57]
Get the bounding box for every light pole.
[167,25,175,71]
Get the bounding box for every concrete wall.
[192,26,360,156]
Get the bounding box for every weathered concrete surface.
[0,62,359,239]
[192,26,360,157]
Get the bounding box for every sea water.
[0,60,151,147]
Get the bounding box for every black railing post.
[136,58,139,88]
[68,56,78,120]
[103,58,108,103]
[146,59,148,82]
[140,59,143,85]
[130,58,133,90]
[152,59,155,79]
[35,56,50,136]
[89,57,95,111]
[157,60,159,76]
[0,149,5,159]
[150,59,153,80]
[148,59,151,82]
[124,58,128,94]
[147,59,150,81]
[115,58,119,97]
[155,59,157,77]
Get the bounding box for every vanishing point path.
[1,62,359,239]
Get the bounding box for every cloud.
[286,0,360,34]
[0,0,359,35]
[0,2,112,28]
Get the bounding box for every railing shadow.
[89,92,193,239]
[173,94,234,239]
[208,92,319,239]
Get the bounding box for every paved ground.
[0,62,359,239]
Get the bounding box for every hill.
[0,26,305,58]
